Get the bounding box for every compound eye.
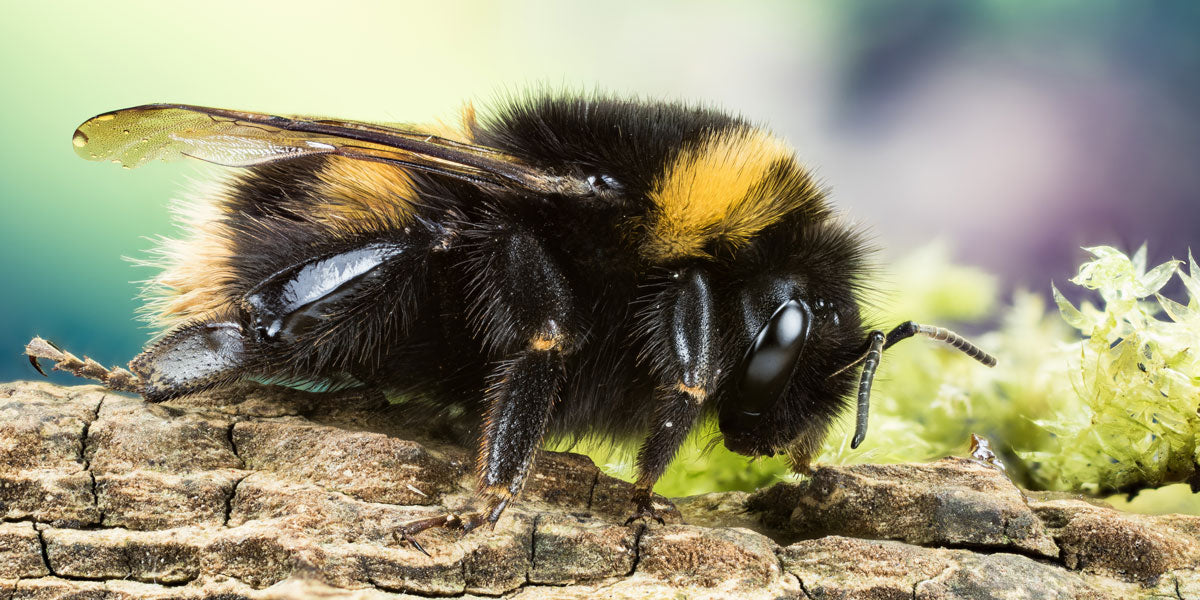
[733,299,812,417]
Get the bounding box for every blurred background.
[2,2,1197,435]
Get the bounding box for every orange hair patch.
[642,127,817,262]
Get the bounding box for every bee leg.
[392,347,561,548]
[393,512,473,556]
[627,392,701,526]
[393,518,438,556]
[396,235,572,545]
[476,346,563,518]
[24,336,141,393]
[783,418,837,475]
[393,498,511,556]
[390,228,573,550]
[628,268,718,526]
[128,318,248,403]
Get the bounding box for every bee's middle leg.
[398,227,575,550]
[395,346,561,554]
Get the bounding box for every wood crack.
[82,394,103,525]
[527,513,540,584]
[34,526,53,578]
[223,474,250,527]
[625,522,646,577]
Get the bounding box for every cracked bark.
[626,522,645,577]
[3,380,1200,599]
[526,513,540,584]
[82,395,103,526]
[34,526,52,578]
[226,421,244,468]
[222,474,249,527]
[797,576,815,600]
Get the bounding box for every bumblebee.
[28,93,995,540]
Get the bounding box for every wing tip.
[72,107,159,166]
[72,111,116,161]
[71,126,107,162]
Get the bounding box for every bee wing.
[72,104,591,196]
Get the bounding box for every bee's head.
[716,276,866,458]
[714,253,997,460]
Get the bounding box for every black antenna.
[851,331,886,448]
[846,321,996,449]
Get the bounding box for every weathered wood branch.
[1,380,1199,599]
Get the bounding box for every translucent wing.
[72,104,592,196]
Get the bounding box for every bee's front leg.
[628,267,718,525]
[627,390,700,526]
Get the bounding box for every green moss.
[1023,246,1200,493]
[829,244,1200,498]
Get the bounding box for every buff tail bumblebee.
[27,93,996,544]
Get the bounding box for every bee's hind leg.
[25,336,141,393]
[26,316,250,402]
[129,319,248,402]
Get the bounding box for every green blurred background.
[3,2,1199,502]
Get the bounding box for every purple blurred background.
[811,2,1200,297]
